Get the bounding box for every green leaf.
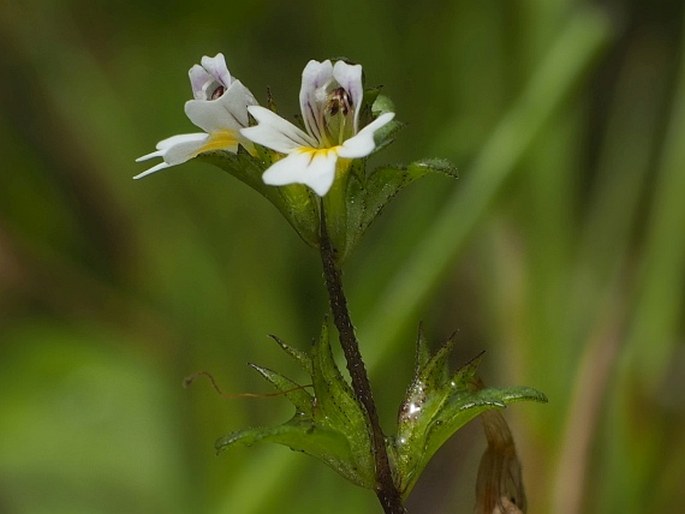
[269,334,312,375]
[391,330,547,497]
[216,321,375,489]
[409,158,459,179]
[309,321,374,478]
[423,385,547,477]
[341,158,457,261]
[310,322,360,427]
[215,419,370,487]
[414,324,432,372]
[249,363,313,416]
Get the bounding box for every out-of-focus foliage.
[0,1,684,514]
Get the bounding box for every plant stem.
[319,212,406,514]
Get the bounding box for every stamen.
[323,87,354,145]
[210,85,225,100]
[327,87,353,116]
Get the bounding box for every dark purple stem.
[319,212,406,514]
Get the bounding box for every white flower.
[240,59,395,196]
[135,53,257,179]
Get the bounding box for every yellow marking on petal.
[195,130,239,156]
[295,145,343,161]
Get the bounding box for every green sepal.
[216,320,375,489]
[390,328,547,497]
[369,94,405,154]
[200,150,321,249]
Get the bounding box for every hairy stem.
[319,213,405,514]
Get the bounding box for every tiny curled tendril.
[183,370,312,399]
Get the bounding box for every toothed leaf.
[391,330,547,497]
[340,157,457,261]
[309,321,373,473]
[270,334,312,375]
[249,363,313,416]
[217,321,375,489]
[215,418,372,487]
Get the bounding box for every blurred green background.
[1,0,684,513]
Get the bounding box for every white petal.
[133,133,215,179]
[167,131,241,162]
[188,65,214,100]
[136,149,164,162]
[241,106,317,153]
[162,135,212,164]
[219,80,258,126]
[157,133,208,150]
[134,108,244,180]
[135,133,207,162]
[189,53,232,100]
[201,53,232,87]
[337,112,395,158]
[262,149,338,196]
[299,59,333,143]
[332,61,363,132]
[185,80,256,132]
[133,161,172,180]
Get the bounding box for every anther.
[210,85,225,100]
[327,87,353,117]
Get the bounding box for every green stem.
[319,210,405,514]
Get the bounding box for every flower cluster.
[136,53,394,196]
